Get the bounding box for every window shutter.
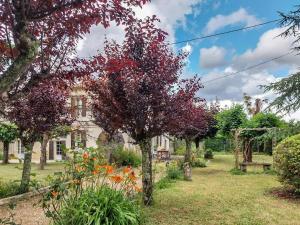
[49,141,54,160]
[71,132,75,149]
[81,96,87,117]
[81,130,87,148]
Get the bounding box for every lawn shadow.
[266,186,300,203]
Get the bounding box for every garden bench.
[156,149,170,161]
[239,162,271,172]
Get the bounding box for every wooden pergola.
[232,127,277,169]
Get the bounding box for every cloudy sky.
[77,0,300,120]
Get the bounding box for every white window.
[56,141,63,156]
[17,140,24,154]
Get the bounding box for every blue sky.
[78,0,300,119]
[176,0,299,77]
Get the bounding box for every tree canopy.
[85,17,201,205]
[0,0,149,107]
[0,123,18,143]
[263,5,300,113]
[216,105,247,137]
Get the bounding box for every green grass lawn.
[143,154,300,225]
[0,163,65,183]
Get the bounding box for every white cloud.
[204,8,261,35]
[182,43,193,54]
[77,0,203,57]
[201,67,276,101]
[232,27,300,70]
[199,46,227,68]
[77,23,125,57]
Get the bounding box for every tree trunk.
[195,139,201,157]
[184,139,192,181]
[243,139,252,163]
[139,139,153,206]
[19,142,34,193]
[39,133,49,170]
[3,141,9,164]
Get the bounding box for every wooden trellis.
[232,127,277,169]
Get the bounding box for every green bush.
[204,149,214,159]
[192,158,207,168]
[111,148,141,168]
[274,134,300,191]
[57,186,140,225]
[155,177,173,190]
[0,152,3,160]
[166,162,182,180]
[0,180,20,199]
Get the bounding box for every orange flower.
[51,191,59,198]
[82,152,89,159]
[110,175,123,183]
[95,165,103,170]
[134,186,142,193]
[104,165,114,174]
[128,171,137,181]
[92,157,97,161]
[75,165,84,172]
[92,170,99,175]
[123,166,131,174]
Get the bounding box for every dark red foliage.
[170,101,219,141]
[7,82,73,142]
[0,0,149,96]
[85,17,202,142]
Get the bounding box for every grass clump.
[111,147,141,168]
[166,162,182,180]
[192,158,207,168]
[0,180,20,199]
[58,187,141,225]
[155,177,174,190]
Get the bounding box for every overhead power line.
[202,51,293,85]
[170,19,280,45]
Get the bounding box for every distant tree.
[85,17,201,205]
[170,104,210,181]
[7,82,72,193]
[0,123,18,164]
[263,6,300,112]
[243,93,268,116]
[194,104,219,154]
[216,105,247,137]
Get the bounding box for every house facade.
[1,86,173,162]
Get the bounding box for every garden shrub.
[204,149,214,159]
[166,162,182,180]
[58,187,140,225]
[111,147,141,168]
[192,158,207,168]
[174,144,186,155]
[41,148,142,225]
[0,180,20,199]
[0,151,3,160]
[274,134,300,192]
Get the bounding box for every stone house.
[0,86,173,162]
